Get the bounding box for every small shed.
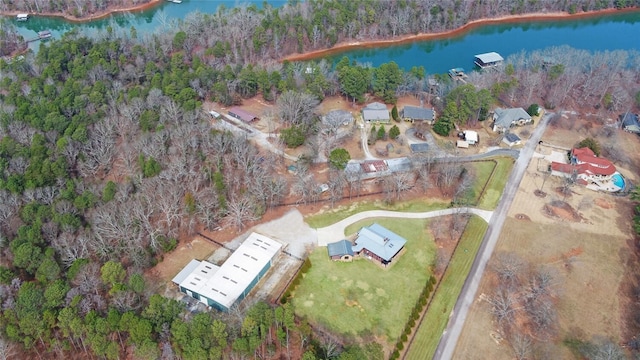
[463,130,478,145]
[503,133,522,146]
[327,240,354,262]
[457,140,469,149]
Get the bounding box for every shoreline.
[0,0,161,23]
[282,7,640,62]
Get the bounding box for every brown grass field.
[453,121,639,358]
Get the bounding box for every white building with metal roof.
[172,233,282,311]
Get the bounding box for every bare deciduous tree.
[488,287,519,325]
[510,332,532,360]
[276,90,319,127]
[225,196,258,231]
[491,252,524,289]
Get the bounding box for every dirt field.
[453,118,638,359]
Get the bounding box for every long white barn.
[172,233,282,311]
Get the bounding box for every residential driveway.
[221,114,299,162]
[433,112,552,360]
[315,207,494,246]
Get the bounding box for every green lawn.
[291,218,436,343]
[463,160,496,205]
[477,157,514,209]
[405,215,488,360]
[305,199,449,228]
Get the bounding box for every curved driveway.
[315,207,494,246]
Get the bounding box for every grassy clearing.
[305,199,449,228]
[478,157,514,210]
[291,218,435,344]
[405,215,488,360]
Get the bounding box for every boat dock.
[474,52,504,69]
[448,67,468,83]
[26,30,52,43]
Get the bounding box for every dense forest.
[0,0,640,359]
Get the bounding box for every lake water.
[329,11,640,74]
[4,3,640,74]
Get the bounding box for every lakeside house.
[401,105,436,124]
[322,109,354,127]
[172,233,282,311]
[492,107,532,132]
[362,102,390,122]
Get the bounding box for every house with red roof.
[550,147,624,192]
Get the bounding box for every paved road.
[432,112,552,360]
[315,207,494,246]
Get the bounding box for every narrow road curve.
[432,112,552,360]
[361,120,379,160]
[315,207,494,246]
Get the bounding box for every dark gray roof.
[327,240,353,257]
[352,223,407,262]
[410,143,430,153]
[622,112,639,127]
[504,133,521,142]
[493,108,531,128]
[402,106,435,121]
[323,110,354,126]
[362,102,390,121]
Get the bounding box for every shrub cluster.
[280,257,312,304]
[389,276,436,359]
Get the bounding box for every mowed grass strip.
[478,157,514,210]
[305,199,449,228]
[405,215,488,360]
[466,160,497,205]
[292,218,435,343]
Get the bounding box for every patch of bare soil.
[595,198,614,209]
[515,213,531,221]
[543,200,583,222]
[534,189,547,198]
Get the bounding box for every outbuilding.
[172,233,282,311]
[503,133,521,146]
